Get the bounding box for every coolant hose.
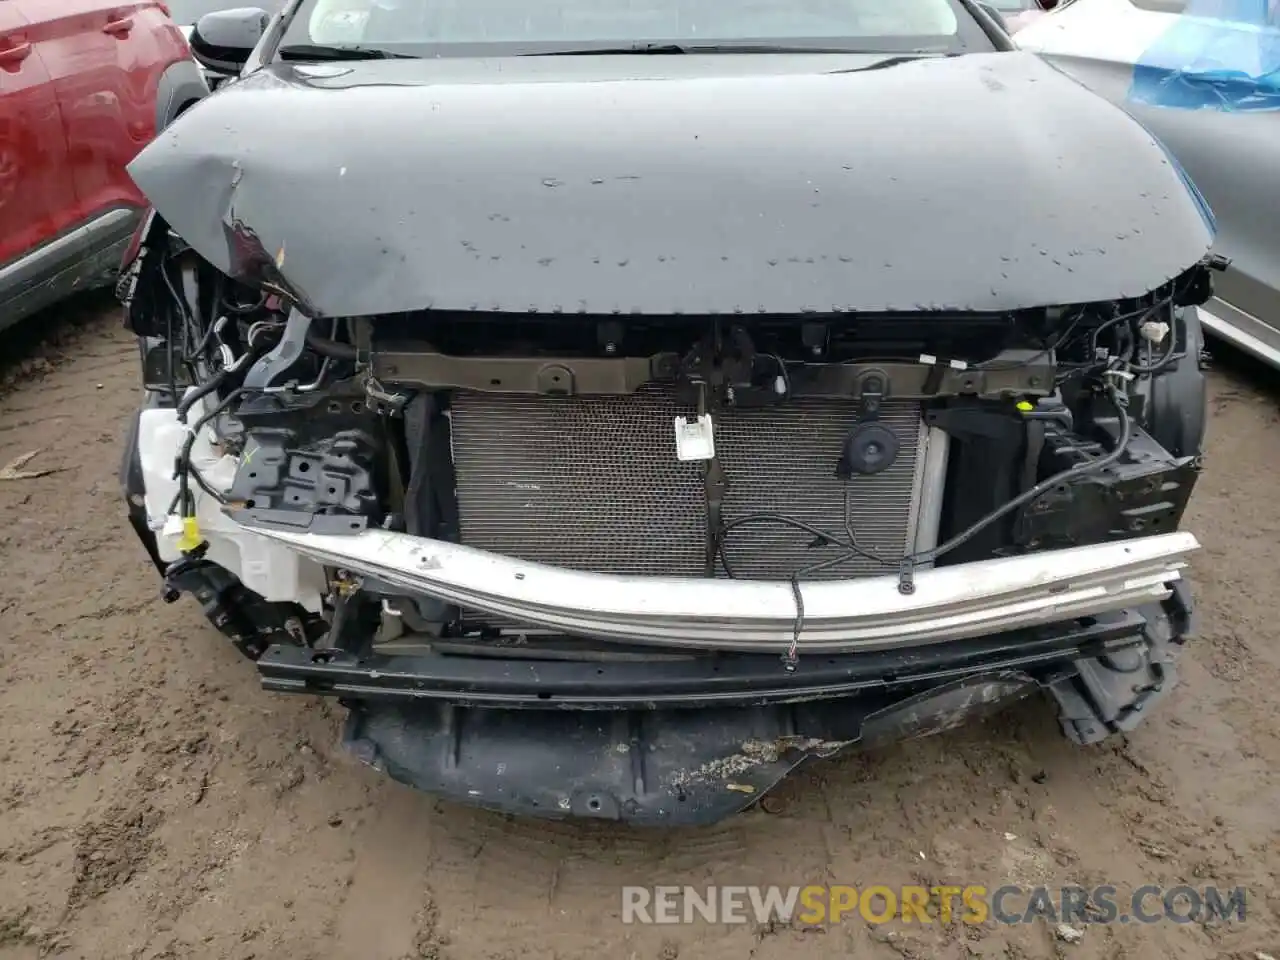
[175,368,228,422]
[304,328,359,361]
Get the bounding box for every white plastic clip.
[1139,320,1171,345]
[674,414,716,462]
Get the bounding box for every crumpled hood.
[128,51,1214,317]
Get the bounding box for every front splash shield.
[241,523,1198,654]
[250,593,1196,824]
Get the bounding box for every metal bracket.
[897,558,916,595]
[372,350,677,396]
[244,307,312,391]
[364,375,409,417]
[857,371,886,422]
[370,349,1053,400]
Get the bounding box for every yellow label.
[177,516,204,553]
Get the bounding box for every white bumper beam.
[245,526,1198,654]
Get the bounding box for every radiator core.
[448,385,927,582]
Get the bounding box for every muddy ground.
[0,297,1276,960]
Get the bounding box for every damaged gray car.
[118,0,1225,825]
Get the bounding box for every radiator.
[448,386,931,583]
[448,384,931,584]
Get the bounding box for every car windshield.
[277,0,993,57]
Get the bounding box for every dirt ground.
[0,297,1277,960]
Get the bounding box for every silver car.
[982,0,1057,31]
[1016,0,1280,366]
[169,0,243,42]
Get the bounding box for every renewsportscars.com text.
[621,884,1248,926]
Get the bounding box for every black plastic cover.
[250,601,1193,826]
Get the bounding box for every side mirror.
[977,1,1012,32]
[1034,0,1061,10]
[190,7,270,77]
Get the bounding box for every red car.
[0,0,207,333]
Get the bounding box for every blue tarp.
[1129,0,1280,110]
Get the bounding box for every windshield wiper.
[278,43,417,61]
[827,52,959,74]
[522,43,889,56]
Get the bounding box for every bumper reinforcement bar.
[242,523,1199,654]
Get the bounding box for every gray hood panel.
[128,52,1214,316]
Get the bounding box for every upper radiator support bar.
[368,348,1055,400]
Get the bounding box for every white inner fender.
[138,399,328,613]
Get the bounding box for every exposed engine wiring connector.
[1139,320,1170,344]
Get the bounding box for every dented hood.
[128,51,1214,317]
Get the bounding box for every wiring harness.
[716,284,1191,671]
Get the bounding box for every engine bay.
[119,218,1220,663]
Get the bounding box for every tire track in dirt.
[0,303,1277,960]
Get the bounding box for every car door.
[1016,0,1280,364]
[107,0,189,140]
[0,0,77,323]
[15,0,170,223]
